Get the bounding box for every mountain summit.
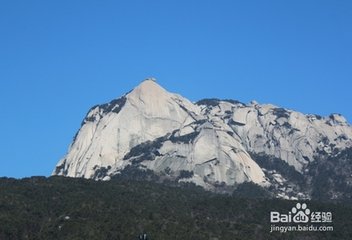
[53,79,352,199]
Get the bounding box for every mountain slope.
[54,79,267,189]
[1,176,352,240]
[53,78,352,199]
[54,79,202,179]
[197,99,352,171]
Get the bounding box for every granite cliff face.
[53,79,352,199]
[198,98,351,171]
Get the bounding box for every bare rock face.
[197,100,352,172]
[53,79,267,189]
[53,79,352,197]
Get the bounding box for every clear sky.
[1,1,351,178]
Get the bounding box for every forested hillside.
[0,176,351,240]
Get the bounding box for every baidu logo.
[270,202,334,233]
[291,203,310,223]
[270,202,310,223]
[270,202,332,224]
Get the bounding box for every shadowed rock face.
[53,79,352,198]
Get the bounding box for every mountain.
[2,176,352,240]
[53,78,352,200]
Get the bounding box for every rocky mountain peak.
[53,79,352,200]
[128,78,164,101]
[126,78,199,119]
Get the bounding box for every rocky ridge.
[53,79,352,200]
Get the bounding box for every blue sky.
[1,1,351,178]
